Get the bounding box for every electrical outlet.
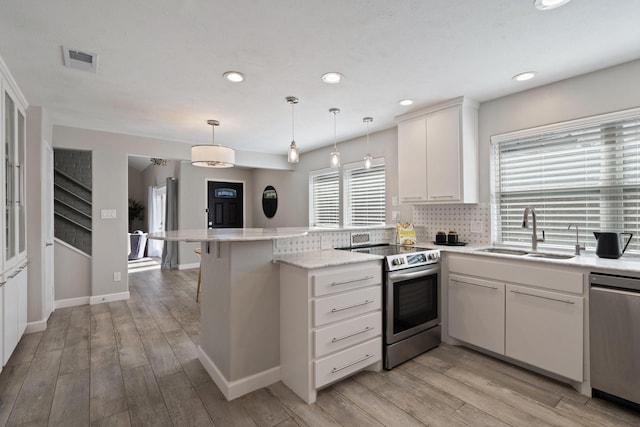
[471,221,484,234]
[391,196,398,207]
[113,271,121,282]
[392,211,400,220]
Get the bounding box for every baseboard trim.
[55,296,90,309]
[89,291,130,305]
[179,262,199,270]
[197,346,280,401]
[25,319,48,333]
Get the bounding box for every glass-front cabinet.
[1,76,27,273]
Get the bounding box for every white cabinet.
[448,274,505,354]
[1,58,28,274]
[396,97,478,204]
[280,260,382,403]
[446,254,584,382]
[397,116,428,201]
[2,262,27,366]
[0,280,4,372]
[505,283,583,382]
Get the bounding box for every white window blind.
[309,170,339,227]
[492,112,640,253]
[345,162,386,226]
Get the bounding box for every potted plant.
[128,198,147,260]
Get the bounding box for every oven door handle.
[388,268,437,281]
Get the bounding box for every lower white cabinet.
[447,254,584,382]
[505,284,583,382]
[280,260,382,403]
[448,274,505,354]
[0,282,4,372]
[2,262,28,366]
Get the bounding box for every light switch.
[101,209,117,219]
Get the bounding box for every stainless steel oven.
[342,238,441,369]
[386,262,440,369]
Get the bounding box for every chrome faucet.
[568,224,585,255]
[522,207,545,251]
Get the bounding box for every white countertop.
[423,242,640,276]
[148,227,309,242]
[275,249,383,269]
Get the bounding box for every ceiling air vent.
[62,46,98,73]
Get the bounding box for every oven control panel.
[386,250,440,271]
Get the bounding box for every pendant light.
[329,108,340,168]
[191,120,235,168]
[363,116,373,169]
[286,96,299,163]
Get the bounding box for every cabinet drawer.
[314,338,381,389]
[313,264,381,297]
[314,286,381,327]
[314,311,381,358]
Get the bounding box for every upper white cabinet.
[396,97,479,204]
[1,56,29,369]
[1,59,28,273]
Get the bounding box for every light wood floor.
[1,267,639,426]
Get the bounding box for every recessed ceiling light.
[399,99,414,106]
[534,0,571,10]
[513,71,537,82]
[321,72,344,84]
[223,71,245,83]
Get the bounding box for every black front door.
[207,181,243,228]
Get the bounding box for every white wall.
[478,58,640,203]
[52,126,192,298]
[251,127,413,228]
[54,241,90,301]
[25,106,52,324]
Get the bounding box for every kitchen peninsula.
[148,227,383,401]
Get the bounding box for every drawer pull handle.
[0,281,6,286]
[453,280,498,290]
[510,290,575,305]
[331,276,373,286]
[331,326,374,343]
[7,270,21,279]
[331,300,373,313]
[429,195,455,199]
[331,353,374,373]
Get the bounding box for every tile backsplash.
[273,228,393,255]
[413,203,491,246]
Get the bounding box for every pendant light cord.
[291,102,295,141]
[333,111,337,150]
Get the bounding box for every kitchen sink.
[477,248,529,256]
[476,247,575,260]
[525,252,575,260]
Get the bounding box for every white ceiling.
[1,0,640,158]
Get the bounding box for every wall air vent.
[62,46,98,73]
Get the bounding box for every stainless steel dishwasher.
[589,272,640,407]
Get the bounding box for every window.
[309,159,386,227]
[491,108,640,253]
[344,161,386,226]
[309,169,339,227]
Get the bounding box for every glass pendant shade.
[191,120,235,168]
[364,154,372,169]
[330,151,340,168]
[363,116,373,169]
[288,140,299,163]
[329,108,340,168]
[286,97,300,163]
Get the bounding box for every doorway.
[207,181,244,228]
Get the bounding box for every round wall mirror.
[262,185,278,218]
